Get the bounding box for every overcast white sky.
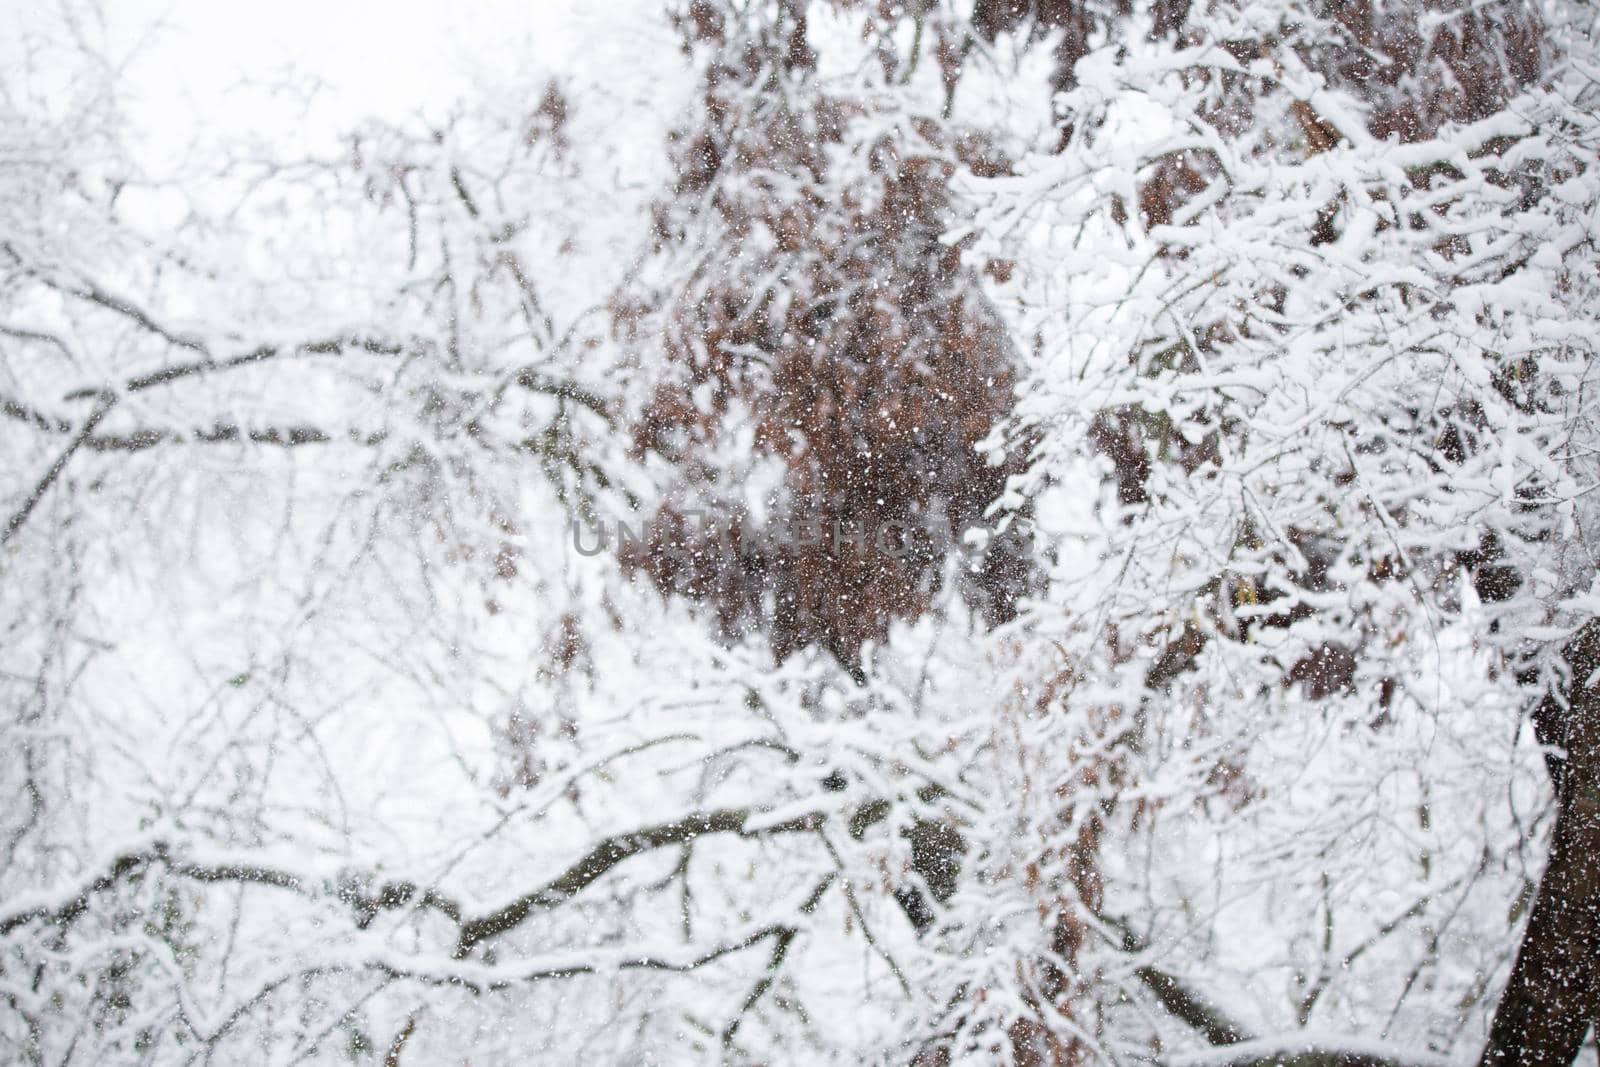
[86,0,668,157]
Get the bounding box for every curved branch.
[1167,1035,1457,1067]
[0,806,825,955]
[1107,919,1457,1067]
[1109,920,1250,1046]
[454,807,823,955]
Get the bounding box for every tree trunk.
[1481,623,1600,1065]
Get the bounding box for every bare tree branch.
[454,807,823,955]
[0,807,826,957]
[2,390,116,546]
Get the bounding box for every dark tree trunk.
[1481,623,1600,1065]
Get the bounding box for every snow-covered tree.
[963,0,1600,1061]
[6,1,1600,1064]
